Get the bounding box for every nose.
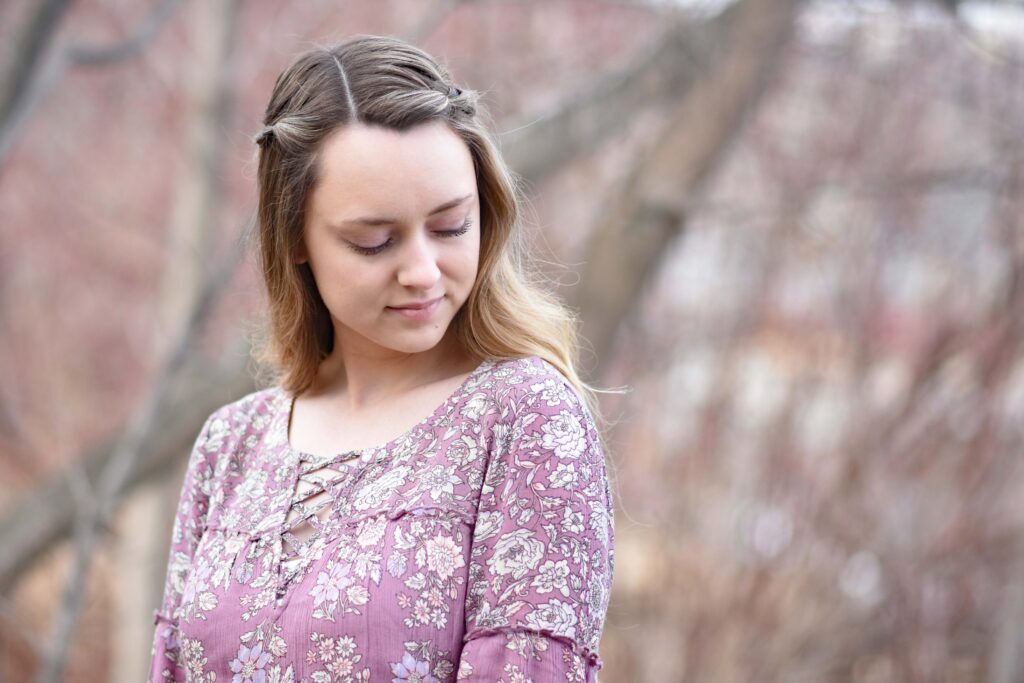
[396,231,441,290]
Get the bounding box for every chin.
[385,329,450,354]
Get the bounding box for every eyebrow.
[337,194,473,228]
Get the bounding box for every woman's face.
[298,120,481,359]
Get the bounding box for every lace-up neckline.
[272,359,491,596]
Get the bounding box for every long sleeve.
[457,374,615,682]
[149,410,222,682]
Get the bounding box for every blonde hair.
[249,35,615,432]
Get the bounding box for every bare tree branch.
[0,206,251,588]
[67,0,181,67]
[20,1,241,672]
[28,210,250,678]
[0,0,184,171]
[0,0,72,135]
[0,342,255,594]
[568,0,807,382]
[499,3,706,182]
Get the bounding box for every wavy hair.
[249,35,614,430]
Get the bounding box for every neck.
[307,334,477,412]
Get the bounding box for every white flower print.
[547,461,578,489]
[419,464,459,503]
[355,515,388,547]
[487,529,545,580]
[524,598,579,640]
[504,630,553,662]
[229,641,271,683]
[181,637,211,681]
[460,392,491,421]
[472,510,504,543]
[180,556,218,619]
[310,561,353,608]
[561,506,585,534]
[352,467,410,510]
[235,469,267,501]
[397,521,467,631]
[539,409,587,460]
[225,533,247,556]
[501,662,529,683]
[182,556,212,606]
[425,534,465,580]
[529,379,566,407]
[306,632,369,681]
[589,499,611,548]
[387,550,408,578]
[204,416,230,452]
[347,585,370,606]
[390,651,437,682]
[221,508,243,529]
[446,434,480,467]
[531,559,571,596]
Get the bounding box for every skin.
[292,120,482,432]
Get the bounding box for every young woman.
[150,35,615,682]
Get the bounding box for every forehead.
[308,121,477,221]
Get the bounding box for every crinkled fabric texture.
[149,355,615,682]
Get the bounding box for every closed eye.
[347,217,473,256]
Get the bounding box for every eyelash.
[348,218,473,256]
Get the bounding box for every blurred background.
[1,0,1022,681]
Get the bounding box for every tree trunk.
[568,0,806,383]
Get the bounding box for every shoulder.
[181,387,283,487]
[492,355,592,419]
[217,385,282,418]
[485,355,600,450]
[195,386,283,448]
[485,355,579,401]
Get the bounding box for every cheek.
[447,250,478,289]
[307,254,380,305]
[457,231,482,280]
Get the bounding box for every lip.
[387,296,443,320]
[388,296,443,310]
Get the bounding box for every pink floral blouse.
[149,355,615,682]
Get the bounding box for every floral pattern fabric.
[149,355,615,682]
